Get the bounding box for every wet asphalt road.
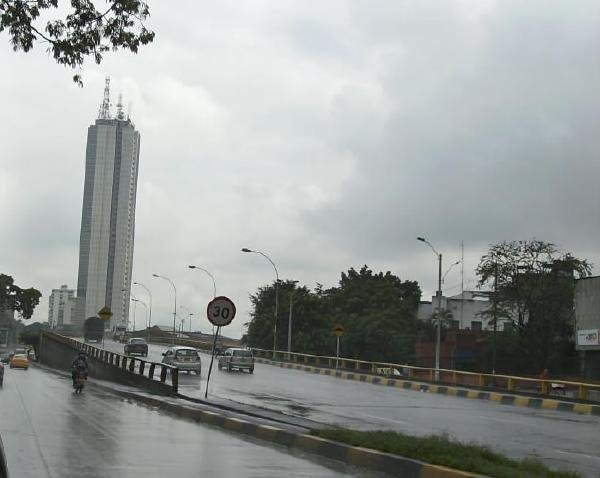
[101,339,600,477]
[0,365,364,478]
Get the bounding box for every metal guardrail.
[42,332,179,393]
[146,336,214,352]
[251,348,600,402]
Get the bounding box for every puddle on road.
[238,391,315,418]
[287,404,311,417]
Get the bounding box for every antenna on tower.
[116,93,125,120]
[98,77,112,119]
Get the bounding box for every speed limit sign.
[206,296,236,326]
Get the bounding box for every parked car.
[124,338,148,356]
[218,348,254,373]
[10,353,29,370]
[161,346,201,375]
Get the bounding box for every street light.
[442,260,461,284]
[180,305,194,333]
[188,265,217,338]
[242,248,279,357]
[133,281,153,341]
[131,298,148,334]
[153,273,177,345]
[417,236,443,380]
[287,280,299,355]
[188,265,217,298]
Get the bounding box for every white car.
[218,348,254,373]
[161,346,201,375]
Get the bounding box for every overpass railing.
[251,348,600,402]
[42,332,179,393]
[146,336,213,352]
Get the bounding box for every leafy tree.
[1,0,155,84]
[323,266,421,363]
[419,308,455,342]
[476,240,591,372]
[0,274,42,320]
[247,266,424,363]
[246,280,332,355]
[18,329,40,356]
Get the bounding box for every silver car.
[161,346,201,375]
[218,348,254,373]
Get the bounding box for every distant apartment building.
[48,285,75,328]
[418,291,498,331]
[0,307,16,349]
[74,79,141,330]
[574,276,600,379]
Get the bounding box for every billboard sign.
[577,329,600,347]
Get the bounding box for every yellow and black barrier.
[256,358,600,416]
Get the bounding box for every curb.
[84,374,478,477]
[255,359,600,417]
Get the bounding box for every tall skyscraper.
[74,78,141,330]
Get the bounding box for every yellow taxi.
[9,353,29,370]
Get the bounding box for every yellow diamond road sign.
[97,306,113,321]
[333,324,344,337]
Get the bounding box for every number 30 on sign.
[206,296,236,327]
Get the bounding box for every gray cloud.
[1,0,598,337]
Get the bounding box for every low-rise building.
[48,285,75,328]
[418,291,501,331]
[574,276,600,379]
[0,308,18,350]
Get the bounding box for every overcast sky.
[1,0,599,338]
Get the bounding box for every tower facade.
[74,79,140,330]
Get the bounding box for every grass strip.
[310,428,579,478]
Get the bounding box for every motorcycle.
[74,372,86,394]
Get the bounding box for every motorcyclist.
[71,350,89,386]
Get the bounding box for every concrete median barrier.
[38,331,177,395]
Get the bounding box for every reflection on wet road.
[98,340,600,477]
[0,366,362,478]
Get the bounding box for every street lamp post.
[180,305,194,333]
[131,298,148,334]
[133,282,153,341]
[188,265,217,298]
[442,260,461,284]
[153,274,177,345]
[287,280,299,355]
[417,237,443,380]
[188,265,217,337]
[242,248,279,358]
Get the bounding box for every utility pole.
[437,252,442,379]
[417,236,443,381]
[492,262,498,376]
[288,290,293,355]
[460,241,464,328]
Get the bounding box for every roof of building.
[448,291,490,301]
[575,275,600,281]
